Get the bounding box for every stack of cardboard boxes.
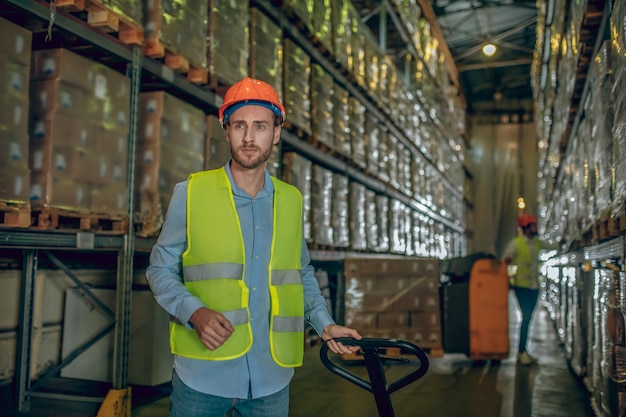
[135,91,206,236]
[29,48,130,215]
[343,256,443,351]
[0,17,32,210]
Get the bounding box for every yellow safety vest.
[169,167,305,367]
[510,236,541,289]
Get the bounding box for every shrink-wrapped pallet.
[208,0,248,85]
[332,174,349,248]
[250,8,283,101]
[349,182,367,251]
[310,64,334,149]
[281,152,312,242]
[283,40,311,135]
[135,91,205,236]
[144,0,208,69]
[29,48,130,215]
[311,165,334,246]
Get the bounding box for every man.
[502,213,541,365]
[145,77,361,417]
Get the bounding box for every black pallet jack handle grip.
[320,338,430,417]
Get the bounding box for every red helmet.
[218,77,285,128]
[517,213,537,228]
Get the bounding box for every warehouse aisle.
[1,290,593,417]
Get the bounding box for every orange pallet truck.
[468,258,510,361]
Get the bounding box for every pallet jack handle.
[320,338,429,417]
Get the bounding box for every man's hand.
[321,324,362,355]
[188,307,234,350]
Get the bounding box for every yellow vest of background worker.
[169,167,305,367]
[510,236,542,289]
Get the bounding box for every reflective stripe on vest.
[511,236,541,288]
[170,167,305,367]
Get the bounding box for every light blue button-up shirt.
[145,162,334,399]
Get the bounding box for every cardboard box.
[29,79,85,116]
[0,60,30,98]
[0,17,32,66]
[0,133,29,170]
[94,125,128,159]
[0,96,28,134]
[30,173,91,209]
[91,183,129,215]
[0,166,29,201]
[31,49,99,92]
[30,112,94,150]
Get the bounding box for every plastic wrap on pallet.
[349,97,366,169]
[399,142,412,196]
[587,268,615,416]
[310,64,334,149]
[349,182,367,251]
[364,114,380,177]
[284,40,311,135]
[99,0,142,25]
[267,144,281,178]
[390,0,422,53]
[611,0,626,215]
[281,152,312,242]
[135,91,205,236]
[332,174,349,248]
[375,194,390,252]
[331,0,351,70]
[364,189,379,251]
[390,200,407,255]
[144,0,208,69]
[387,135,399,189]
[349,9,366,89]
[312,0,333,55]
[311,165,334,246]
[332,83,351,158]
[250,8,283,101]
[377,127,389,183]
[29,49,131,214]
[589,41,613,222]
[208,0,248,85]
[282,0,312,31]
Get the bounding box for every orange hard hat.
[518,213,537,228]
[218,77,286,128]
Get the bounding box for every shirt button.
[255,256,258,259]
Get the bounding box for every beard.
[230,142,273,170]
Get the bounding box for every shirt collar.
[224,160,274,198]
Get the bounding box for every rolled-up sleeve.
[145,181,206,328]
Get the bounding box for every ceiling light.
[482,43,497,57]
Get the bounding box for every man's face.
[225,105,280,170]
[527,223,538,237]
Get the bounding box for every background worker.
[145,77,361,417]
[502,213,541,366]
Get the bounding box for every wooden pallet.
[142,39,209,84]
[32,208,129,234]
[0,201,31,228]
[54,0,144,45]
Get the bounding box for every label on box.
[94,74,107,100]
[42,57,57,75]
[14,34,25,55]
[13,103,23,126]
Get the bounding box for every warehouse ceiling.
[431,0,538,116]
[352,0,538,118]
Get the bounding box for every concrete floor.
[2,291,594,417]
